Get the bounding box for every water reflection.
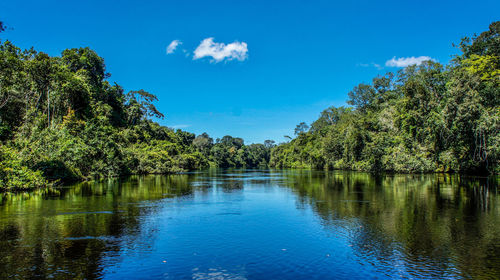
[0,170,498,279]
[285,171,500,279]
[0,175,200,279]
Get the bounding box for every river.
[0,169,498,279]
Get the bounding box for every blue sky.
[1,0,498,143]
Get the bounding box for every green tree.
[294,122,309,136]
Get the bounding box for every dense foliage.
[0,22,498,190]
[270,22,499,174]
[0,32,271,190]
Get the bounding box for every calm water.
[0,170,499,279]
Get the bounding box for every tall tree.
[294,122,309,135]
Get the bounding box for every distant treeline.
[0,21,272,190]
[270,22,499,175]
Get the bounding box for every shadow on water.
[0,170,498,279]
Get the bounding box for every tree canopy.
[270,22,499,174]
[0,21,498,190]
[0,40,272,190]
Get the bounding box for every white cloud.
[193,38,248,62]
[385,56,435,67]
[166,40,182,54]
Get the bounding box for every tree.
[193,132,213,156]
[294,122,309,135]
[124,90,164,125]
[175,129,195,146]
[218,135,244,148]
[347,83,376,112]
[264,139,276,149]
[310,106,348,134]
[372,73,395,104]
[26,52,57,126]
[458,21,499,58]
[61,47,109,90]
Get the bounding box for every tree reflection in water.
[0,170,498,279]
[285,171,499,279]
[0,174,198,279]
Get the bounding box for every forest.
[270,22,499,175]
[0,21,271,190]
[0,21,498,190]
